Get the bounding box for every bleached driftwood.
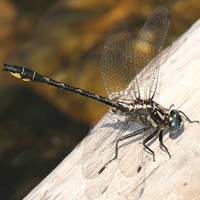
[24,19,200,200]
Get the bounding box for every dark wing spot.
[137,166,142,173]
[98,166,105,174]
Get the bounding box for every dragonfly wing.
[118,121,145,177]
[101,19,134,101]
[117,109,155,199]
[118,127,155,199]
[82,111,128,199]
[133,6,170,100]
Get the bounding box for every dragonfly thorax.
[111,100,153,114]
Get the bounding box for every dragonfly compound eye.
[170,109,179,117]
[169,119,179,133]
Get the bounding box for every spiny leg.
[142,129,159,161]
[178,110,199,123]
[159,130,171,159]
[98,127,149,174]
[168,104,175,111]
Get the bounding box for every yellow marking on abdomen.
[10,72,31,82]
[10,72,22,79]
[22,78,31,81]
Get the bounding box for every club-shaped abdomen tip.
[2,63,11,72]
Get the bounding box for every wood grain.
[24,19,200,200]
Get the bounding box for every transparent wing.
[132,6,170,100]
[116,109,153,199]
[118,127,155,200]
[118,122,145,177]
[82,111,128,199]
[101,19,134,101]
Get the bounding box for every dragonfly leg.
[159,130,171,159]
[178,110,199,123]
[142,129,159,161]
[113,128,147,161]
[168,104,175,110]
[98,127,148,174]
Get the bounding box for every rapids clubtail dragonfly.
[2,6,199,200]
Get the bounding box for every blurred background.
[0,0,200,199]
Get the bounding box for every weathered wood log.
[24,19,200,200]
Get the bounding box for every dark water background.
[0,0,200,199]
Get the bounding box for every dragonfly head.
[168,109,183,133]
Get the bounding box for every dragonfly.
[2,6,199,200]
